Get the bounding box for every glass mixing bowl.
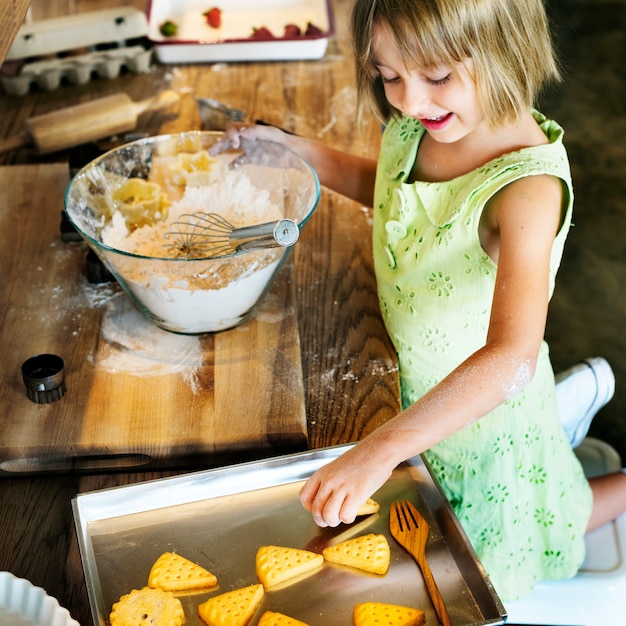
[64,131,320,334]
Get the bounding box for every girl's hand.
[209,121,290,156]
[299,443,394,527]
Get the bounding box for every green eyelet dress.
[372,111,593,602]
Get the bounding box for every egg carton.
[1,7,152,96]
[1,46,153,96]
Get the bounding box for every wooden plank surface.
[0,1,402,624]
[0,163,308,473]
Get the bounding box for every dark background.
[542,1,626,460]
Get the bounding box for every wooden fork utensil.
[389,500,452,626]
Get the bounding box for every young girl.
[213,0,626,602]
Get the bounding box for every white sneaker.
[556,357,615,448]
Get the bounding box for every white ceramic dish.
[0,572,79,626]
[146,0,334,63]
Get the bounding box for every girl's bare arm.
[212,123,378,207]
[299,173,565,527]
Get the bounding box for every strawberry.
[283,23,301,38]
[305,22,324,36]
[250,26,275,40]
[203,7,221,29]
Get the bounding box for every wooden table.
[0,1,400,624]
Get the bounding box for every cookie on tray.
[256,545,324,589]
[109,586,184,626]
[198,583,264,626]
[148,551,217,591]
[354,601,425,626]
[258,610,310,625]
[322,533,390,575]
[356,497,380,516]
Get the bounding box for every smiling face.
[351,0,560,132]
[371,20,487,145]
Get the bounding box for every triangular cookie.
[322,533,390,575]
[198,583,264,626]
[354,602,425,626]
[356,497,380,516]
[256,545,324,589]
[148,551,217,591]
[258,610,310,625]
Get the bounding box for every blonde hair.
[351,0,561,128]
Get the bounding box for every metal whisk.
[164,212,299,259]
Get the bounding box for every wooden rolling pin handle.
[133,89,181,116]
[17,90,181,156]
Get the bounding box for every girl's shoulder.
[381,111,570,186]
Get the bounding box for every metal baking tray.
[146,0,334,63]
[73,445,506,626]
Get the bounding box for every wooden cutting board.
[0,164,308,475]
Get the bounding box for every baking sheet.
[73,446,506,626]
[146,0,334,63]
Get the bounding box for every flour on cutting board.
[94,292,203,390]
[81,279,121,308]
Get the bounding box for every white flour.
[101,165,282,259]
[93,155,287,333]
[123,259,280,333]
[96,293,204,389]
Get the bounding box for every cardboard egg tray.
[1,7,152,96]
